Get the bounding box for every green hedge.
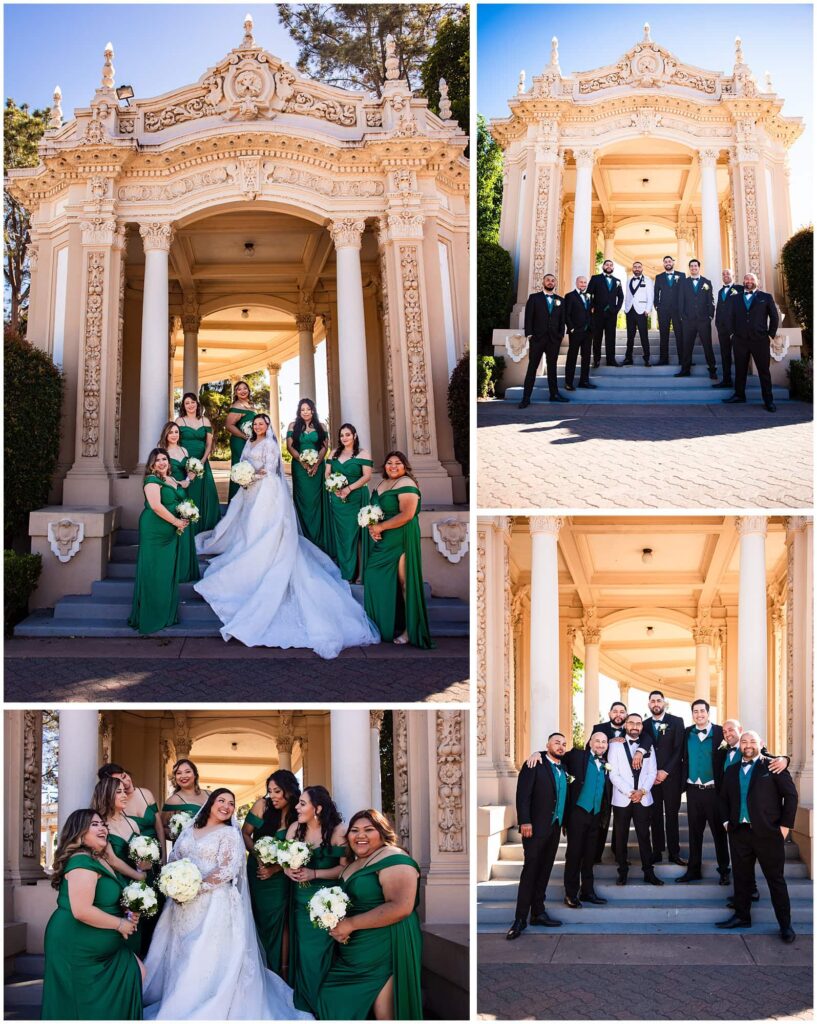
[4,550,41,633]
[780,227,813,358]
[447,353,469,478]
[477,240,514,353]
[477,355,506,398]
[788,358,813,403]
[4,330,63,547]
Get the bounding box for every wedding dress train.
[194,433,379,658]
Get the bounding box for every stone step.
[480,875,814,898]
[488,860,814,887]
[3,976,43,1014]
[477,920,814,934]
[521,369,779,387]
[498,844,805,866]
[8,955,43,979]
[504,384,789,405]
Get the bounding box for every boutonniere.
[702,283,710,291]
[730,288,737,296]
[657,723,668,734]
[554,299,561,306]
[565,773,575,784]
[718,740,728,750]
[602,762,612,773]
[674,273,679,280]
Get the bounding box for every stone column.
[693,622,714,704]
[267,363,282,439]
[583,622,601,737]
[58,709,100,829]
[138,223,173,463]
[677,226,690,269]
[45,827,56,870]
[570,149,595,284]
[5,711,45,885]
[602,217,615,263]
[330,710,371,820]
[787,517,813,804]
[529,517,563,748]
[330,219,371,446]
[296,311,317,402]
[736,516,769,736]
[168,325,178,419]
[277,713,294,772]
[620,683,630,707]
[370,711,384,811]
[182,308,200,396]
[525,141,562,305]
[699,150,723,284]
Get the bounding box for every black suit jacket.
[565,290,593,334]
[678,276,715,320]
[586,720,654,755]
[716,744,790,785]
[524,291,566,343]
[641,713,684,777]
[516,757,561,833]
[587,274,624,315]
[715,283,744,329]
[721,759,798,837]
[681,723,725,788]
[729,289,779,342]
[563,747,612,825]
[654,270,685,311]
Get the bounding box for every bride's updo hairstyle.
[345,808,399,860]
[194,787,236,828]
[296,785,342,850]
[381,450,419,486]
[263,769,300,832]
[332,423,360,460]
[171,758,202,794]
[250,413,271,441]
[292,398,326,450]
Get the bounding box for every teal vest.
[549,761,567,825]
[725,747,740,769]
[687,731,714,783]
[739,763,753,822]
[576,757,605,815]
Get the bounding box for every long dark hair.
[332,422,360,460]
[194,787,236,828]
[158,421,182,451]
[295,785,342,850]
[97,762,128,781]
[250,413,271,442]
[144,447,171,481]
[232,380,251,403]
[51,809,103,890]
[381,450,418,486]
[171,758,202,795]
[262,770,300,832]
[179,392,203,418]
[346,808,399,860]
[292,398,326,450]
[91,776,123,821]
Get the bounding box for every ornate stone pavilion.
[489,25,804,371]
[476,515,813,880]
[5,707,468,1016]
[6,15,469,606]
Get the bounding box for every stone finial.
[518,69,526,94]
[439,77,451,119]
[385,33,399,81]
[643,22,651,42]
[101,42,114,90]
[550,36,559,67]
[48,86,63,130]
[243,12,254,46]
[735,36,745,65]
[764,70,773,92]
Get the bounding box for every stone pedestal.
[28,505,120,610]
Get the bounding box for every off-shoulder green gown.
[317,852,423,1020]
[327,455,373,580]
[128,474,180,634]
[42,854,142,1020]
[245,812,291,976]
[178,422,220,532]
[228,406,258,502]
[287,428,331,552]
[169,454,201,584]
[291,843,346,1014]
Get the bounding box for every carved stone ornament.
[376,226,398,450]
[119,167,230,202]
[431,518,469,564]
[393,711,410,846]
[736,515,768,538]
[399,245,432,455]
[226,157,262,200]
[370,710,385,731]
[173,712,192,759]
[81,250,105,456]
[504,332,529,363]
[365,108,383,128]
[770,333,790,362]
[387,211,424,240]
[529,164,552,293]
[436,711,464,853]
[330,218,366,250]
[576,40,718,97]
[263,163,384,198]
[47,519,86,562]
[81,217,118,246]
[139,222,174,253]
[23,711,39,859]
[277,712,294,754]
[476,529,487,757]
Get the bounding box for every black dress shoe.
[651,852,663,864]
[506,918,527,940]
[674,370,691,377]
[716,914,751,929]
[709,370,718,380]
[726,892,759,909]
[577,381,597,389]
[530,912,562,928]
[719,873,731,887]
[657,359,669,366]
[517,400,530,409]
[676,872,702,883]
[712,380,732,389]
[669,855,688,867]
[593,359,600,369]
[644,359,652,367]
[780,925,796,943]
[623,357,634,366]
[607,360,622,367]
[550,392,569,403]
[764,401,777,412]
[565,383,576,391]
[616,873,628,886]
[563,895,582,909]
[644,871,665,886]
[723,394,746,404]
[581,893,607,905]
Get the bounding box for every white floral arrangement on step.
[325,472,349,499]
[253,836,288,867]
[299,448,319,468]
[308,885,351,931]
[185,457,204,478]
[167,811,194,841]
[128,834,161,866]
[121,880,159,918]
[230,462,256,488]
[158,858,202,903]
[175,500,200,534]
[358,505,385,529]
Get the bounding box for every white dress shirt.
[608,737,657,808]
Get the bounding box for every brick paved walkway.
[477,401,813,509]
[4,637,469,703]
[478,934,813,1019]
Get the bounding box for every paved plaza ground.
[3,637,469,703]
[477,933,814,1020]
[477,401,813,509]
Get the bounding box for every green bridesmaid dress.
[106,831,145,956]
[327,455,373,581]
[287,428,331,552]
[42,854,142,1020]
[245,814,291,976]
[178,422,220,532]
[290,843,346,1014]
[128,475,181,635]
[162,799,204,843]
[127,790,163,950]
[363,485,433,649]
[317,852,423,1021]
[228,406,258,502]
[168,454,202,584]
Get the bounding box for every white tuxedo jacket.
[608,738,657,808]
[623,276,654,315]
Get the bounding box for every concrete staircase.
[4,954,43,1021]
[477,806,813,934]
[504,330,790,405]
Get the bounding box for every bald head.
[588,731,609,756]
[739,730,762,759]
[722,719,742,746]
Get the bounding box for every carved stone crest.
[770,333,790,362]
[431,518,469,564]
[505,332,529,363]
[47,519,86,562]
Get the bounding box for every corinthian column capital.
[529,515,564,537]
[139,222,174,253]
[330,218,366,250]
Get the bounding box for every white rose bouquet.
[358,505,385,530]
[167,811,193,841]
[241,420,255,439]
[185,457,204,478]
[158,858,202,903]
[230,462,256,489]
[253,836,287,867]
[299,448,319,468]
[325,472,349,499]
[121,880,159,918]
[128,834,161,866]
[308,886,351,932]
[275,839,313,885]
[175,499,200,534]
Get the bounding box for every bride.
[194,414,379,658]
[143,789,312,1020]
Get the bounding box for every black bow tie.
[742,760,754,766]
[696,728,708,734]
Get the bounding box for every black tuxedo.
[714,283,744,384]
[514,757,565,921]
[642,713,685,859]
[654,270,685,363]
[587,721,653,860]
[729,289,779,404]
[564,289,593,386]
[587,273,624,364]
[678,276,716,372]
[721,759,798,926]
[522,291,567,401]
[562,748,611,899]
[716,744,789,788]
[681,723,730,876]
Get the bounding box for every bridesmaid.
[226,380,258,502]
[41,809,142,1020]
[241,770,300,978]
[318,809,423,1021]
[158,421,200,584]
[284,785,347,1015]
[176,392,220,533]
[128,448,189,635]
[286,398,330,551]
[161,758,210,840]
[325,422,373,581]
[97,763,166,861]
[363,451,433,649]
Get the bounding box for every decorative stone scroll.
[393,711,410,846]
[476,528,487,757]
[264,164,384,198]
[173,712,192,759]
[284,89,356,126]
[376,223,398,451]
[139,222,174,253]
[529,164,552,293]
[431,518,469,563]
[118,167,230,202]
[23,711,39,859]
[398,246,432,455]
[436,711,464,853]
[81,251,105,457]
[740,165,762,277]
[47,519,85,562]
[504,332,529,363]
[144,96,220,133]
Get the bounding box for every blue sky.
[478,4,813,230]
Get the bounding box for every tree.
[4,99,48,333]
[477,115,503,242]
[779,226,813,358]
[419,8,468,132]
[571,655,585,750]
[277,4,457,95]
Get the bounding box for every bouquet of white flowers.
[128,834,161,866]
[299,448,319,468]
[230,462,256,489]
[357,505,385,530]
[186,457,204,478]
[253,836,287,867]
[175,499,200,534]
[325,472,349,499]
[307,885,351,931]
[157,859,202,903]
[276,839,313,870]
[167,811,194,841]
[121,880,159,918]
[241,421,255,439]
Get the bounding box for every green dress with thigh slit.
[327,455,373,580]
[363,485,433,648]
[228,406,258,502]
[287,428,331,552]
[246,813,291,976]
[169,454,202,584]
[317,852,423,1020]
[178,422,220,532]
[42,854,142,1020]
[128,475,180,635]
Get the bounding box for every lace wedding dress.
[194,434,379,657]
[143,822,312,1020]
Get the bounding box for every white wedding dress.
[194,433,379,658]
[143,821,312,1020]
